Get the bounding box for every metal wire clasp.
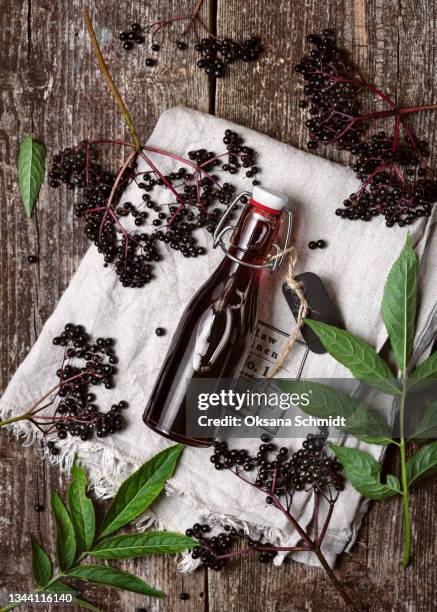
[212,191,293,272]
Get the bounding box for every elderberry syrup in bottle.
[143,186,290,447]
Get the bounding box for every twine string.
[266,247,309,379]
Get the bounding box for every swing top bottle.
[143,186,290,447]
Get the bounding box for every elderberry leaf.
[305,319,400,396]
[274,379,392,445]
[98,444,184,539]
[330,445,401,499]
[406,441,437,486]
[382,235,418,374]
[68,459,95,551]
[72,598,101,611]
[43,582,100,611]
[409,351,437,390]
[51,491,77,571]
[88,531,198,560]
[341,407,393,446]
[31,537,52,587]
[43,581,77,597]
[67,564,164,597]
[409,402,437,440]
[18,135,46,218]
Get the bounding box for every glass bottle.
[143,186,289,446]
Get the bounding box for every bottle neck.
[228,202,282,266]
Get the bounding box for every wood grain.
[0,0,209,610]
[1,0,437,611]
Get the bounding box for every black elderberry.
[49,131,259,287]
[317,239,326,248]
[177,40,187,50]
[155,327,165,336]
[308,241,317,249]
[123,41,134,51]
[210,432,343,507]
[179,592,190,601]
[27,255,38,264]
[151,43,160,51]
[145,58,156,67]
[34,504,44,512]
[296,31,437,226]
[193,36,262,79]
[32,325,129,444]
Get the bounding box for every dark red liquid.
[143,203,283,446]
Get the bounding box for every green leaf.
[42,582,102,611]
[305,319,400,395]
[409,351,437,390]
[73,599,102,611]
[274,379,392,445]
[67,564,164,598]
[382,235,418,374]
[341,406,393,446]
[68,459,96,551]
[51,491,77,571]
[409,402,437,440]
[31,537,52,587]
[406,441,437,486]
[386,474,401,491]
[88,531,198,560]
[44,581,77,597]
[99,444,184,539]
[18,135,46,218]
[330,445,401,500]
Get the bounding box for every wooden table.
[1,1,437,610]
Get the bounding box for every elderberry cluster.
[210,432,344,499]
[294,30,362,152]
[49,131,260,288]
[43,324,128,453]
[186,522,276,570]
[50,145,156,288]
[337,135,436,226]
[119,23,146,51]
[186,523,231,571]
[295,30,437,226]
[195,36,263,78]
[187,433,342,572]
[118,19,262,79]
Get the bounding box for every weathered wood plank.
[0,0,209,610]
[2,0,437,611]
[211,0,437,610]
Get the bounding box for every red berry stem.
[233,473,357,610]
[297,31,437,226]
[0,370,92,428]
[203,436,359,611]
[100,150,138,240]
[145,0,212,43]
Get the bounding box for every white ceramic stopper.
[252,185,289,212]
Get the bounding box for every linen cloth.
[1,107,436,568]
